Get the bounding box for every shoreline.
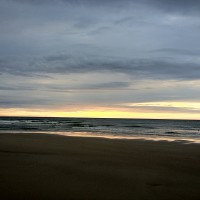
[0,133,200,199]
[1,130,200,144]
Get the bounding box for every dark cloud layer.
[152,48,200,56]
[11,0,200,13]
[1,0,200,116]
[148,0,200,13]
[1,55,200,81]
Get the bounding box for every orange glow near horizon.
[0,102,200,120]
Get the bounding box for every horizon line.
[0,115,199,121]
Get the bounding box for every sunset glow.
[1,101,200,120]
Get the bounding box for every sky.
[1,0,200,119]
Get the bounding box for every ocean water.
[0,117,200,142]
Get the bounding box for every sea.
[0,117,200,143]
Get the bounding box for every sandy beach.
[0,133,200,200]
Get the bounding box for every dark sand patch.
[0,133,199,200]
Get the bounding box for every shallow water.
[0,117,200,143]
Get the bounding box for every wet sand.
[0,133,200,200]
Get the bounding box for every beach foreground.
[0,133,200,200]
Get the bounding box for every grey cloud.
[46,55,71,62]
[147,0,200,14]
[1,0,200,115]
[1,71,200,109]
[123,105,200,114]
[0,100,36,108]
[0,97,51,108]
[49,82,131,91]
[86,82,130,90]
[1,54,200,80]
[11,0,131,6]
[11,0,200,13]
[152,48,200,56]
[0,85,41,91]
[0,86,17,91]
